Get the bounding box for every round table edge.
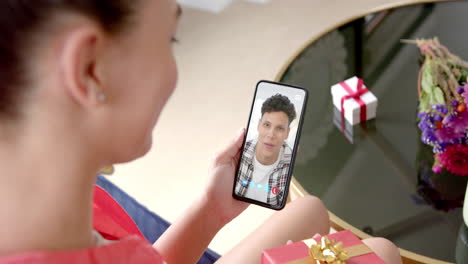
[278,1,463,262]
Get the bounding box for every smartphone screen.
[233,80,308,210]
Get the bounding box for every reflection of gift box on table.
[331,77,378,125]
[262,230,385,264]
[333,107,376,144]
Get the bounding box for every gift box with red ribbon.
[332,106,376,144]
[262,230,385,264]
[331,77,378,125]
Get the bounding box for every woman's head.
[0,0,179,166]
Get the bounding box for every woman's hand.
[202,128,249,226]
[154,129,249,263]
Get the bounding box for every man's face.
[256,111,290,162]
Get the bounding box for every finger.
[233,128,245,150]
[216,128,245,162]
[286,240,293,245]
[232,145,243,166]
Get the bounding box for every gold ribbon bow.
[309,237,349,264]
[286,236,372,264]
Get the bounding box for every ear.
[60,27,104,108]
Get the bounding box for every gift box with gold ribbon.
[261,230,385,264]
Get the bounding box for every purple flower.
[439,142,452,152]
[422,130,437,144]
[416,104,468,153]
[450,110,468,133]
[462,136,468,144]
[451,100,459,107]
[443,114,456,125]
[435,126,465,143]
[463,92,468,105]
[457,86,465,94]
[432,104,448,114]
[418,113,434,130]
[463,84,468,105]
[432,165,442,174]
[418,120,431,131]
[433,146,444,153]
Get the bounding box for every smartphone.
[233,80,308,210]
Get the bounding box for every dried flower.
[463,87,468,105]
[410,38,468,176]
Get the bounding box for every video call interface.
[234,82,306,208]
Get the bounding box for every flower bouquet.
[407,38,468,176]
[412,140,467,211]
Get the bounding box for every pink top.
[0,236,165,264]
[0,185,166,263]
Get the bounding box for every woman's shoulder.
[0,236,166,264]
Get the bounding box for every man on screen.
[235,94,296,207]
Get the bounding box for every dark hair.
[0,0,136,120]
[261,94,297,124]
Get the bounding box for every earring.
[98,93,106,102]
[99,165,115,175]
[89,81,106,102]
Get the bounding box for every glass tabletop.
[279,1,468,262]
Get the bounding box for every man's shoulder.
[280,143,293,163]
[283,143,293,155]
[244,139,256,152]
[241,139,256,161]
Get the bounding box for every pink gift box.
[262,230,385,264]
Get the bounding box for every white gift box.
[331,76,378,125]
[332,106,375,144]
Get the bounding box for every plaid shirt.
[235,139,292,207]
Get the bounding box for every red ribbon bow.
[339,78,369,124]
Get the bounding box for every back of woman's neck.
[0,141,98,256]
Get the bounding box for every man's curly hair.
[261,94,296,125]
